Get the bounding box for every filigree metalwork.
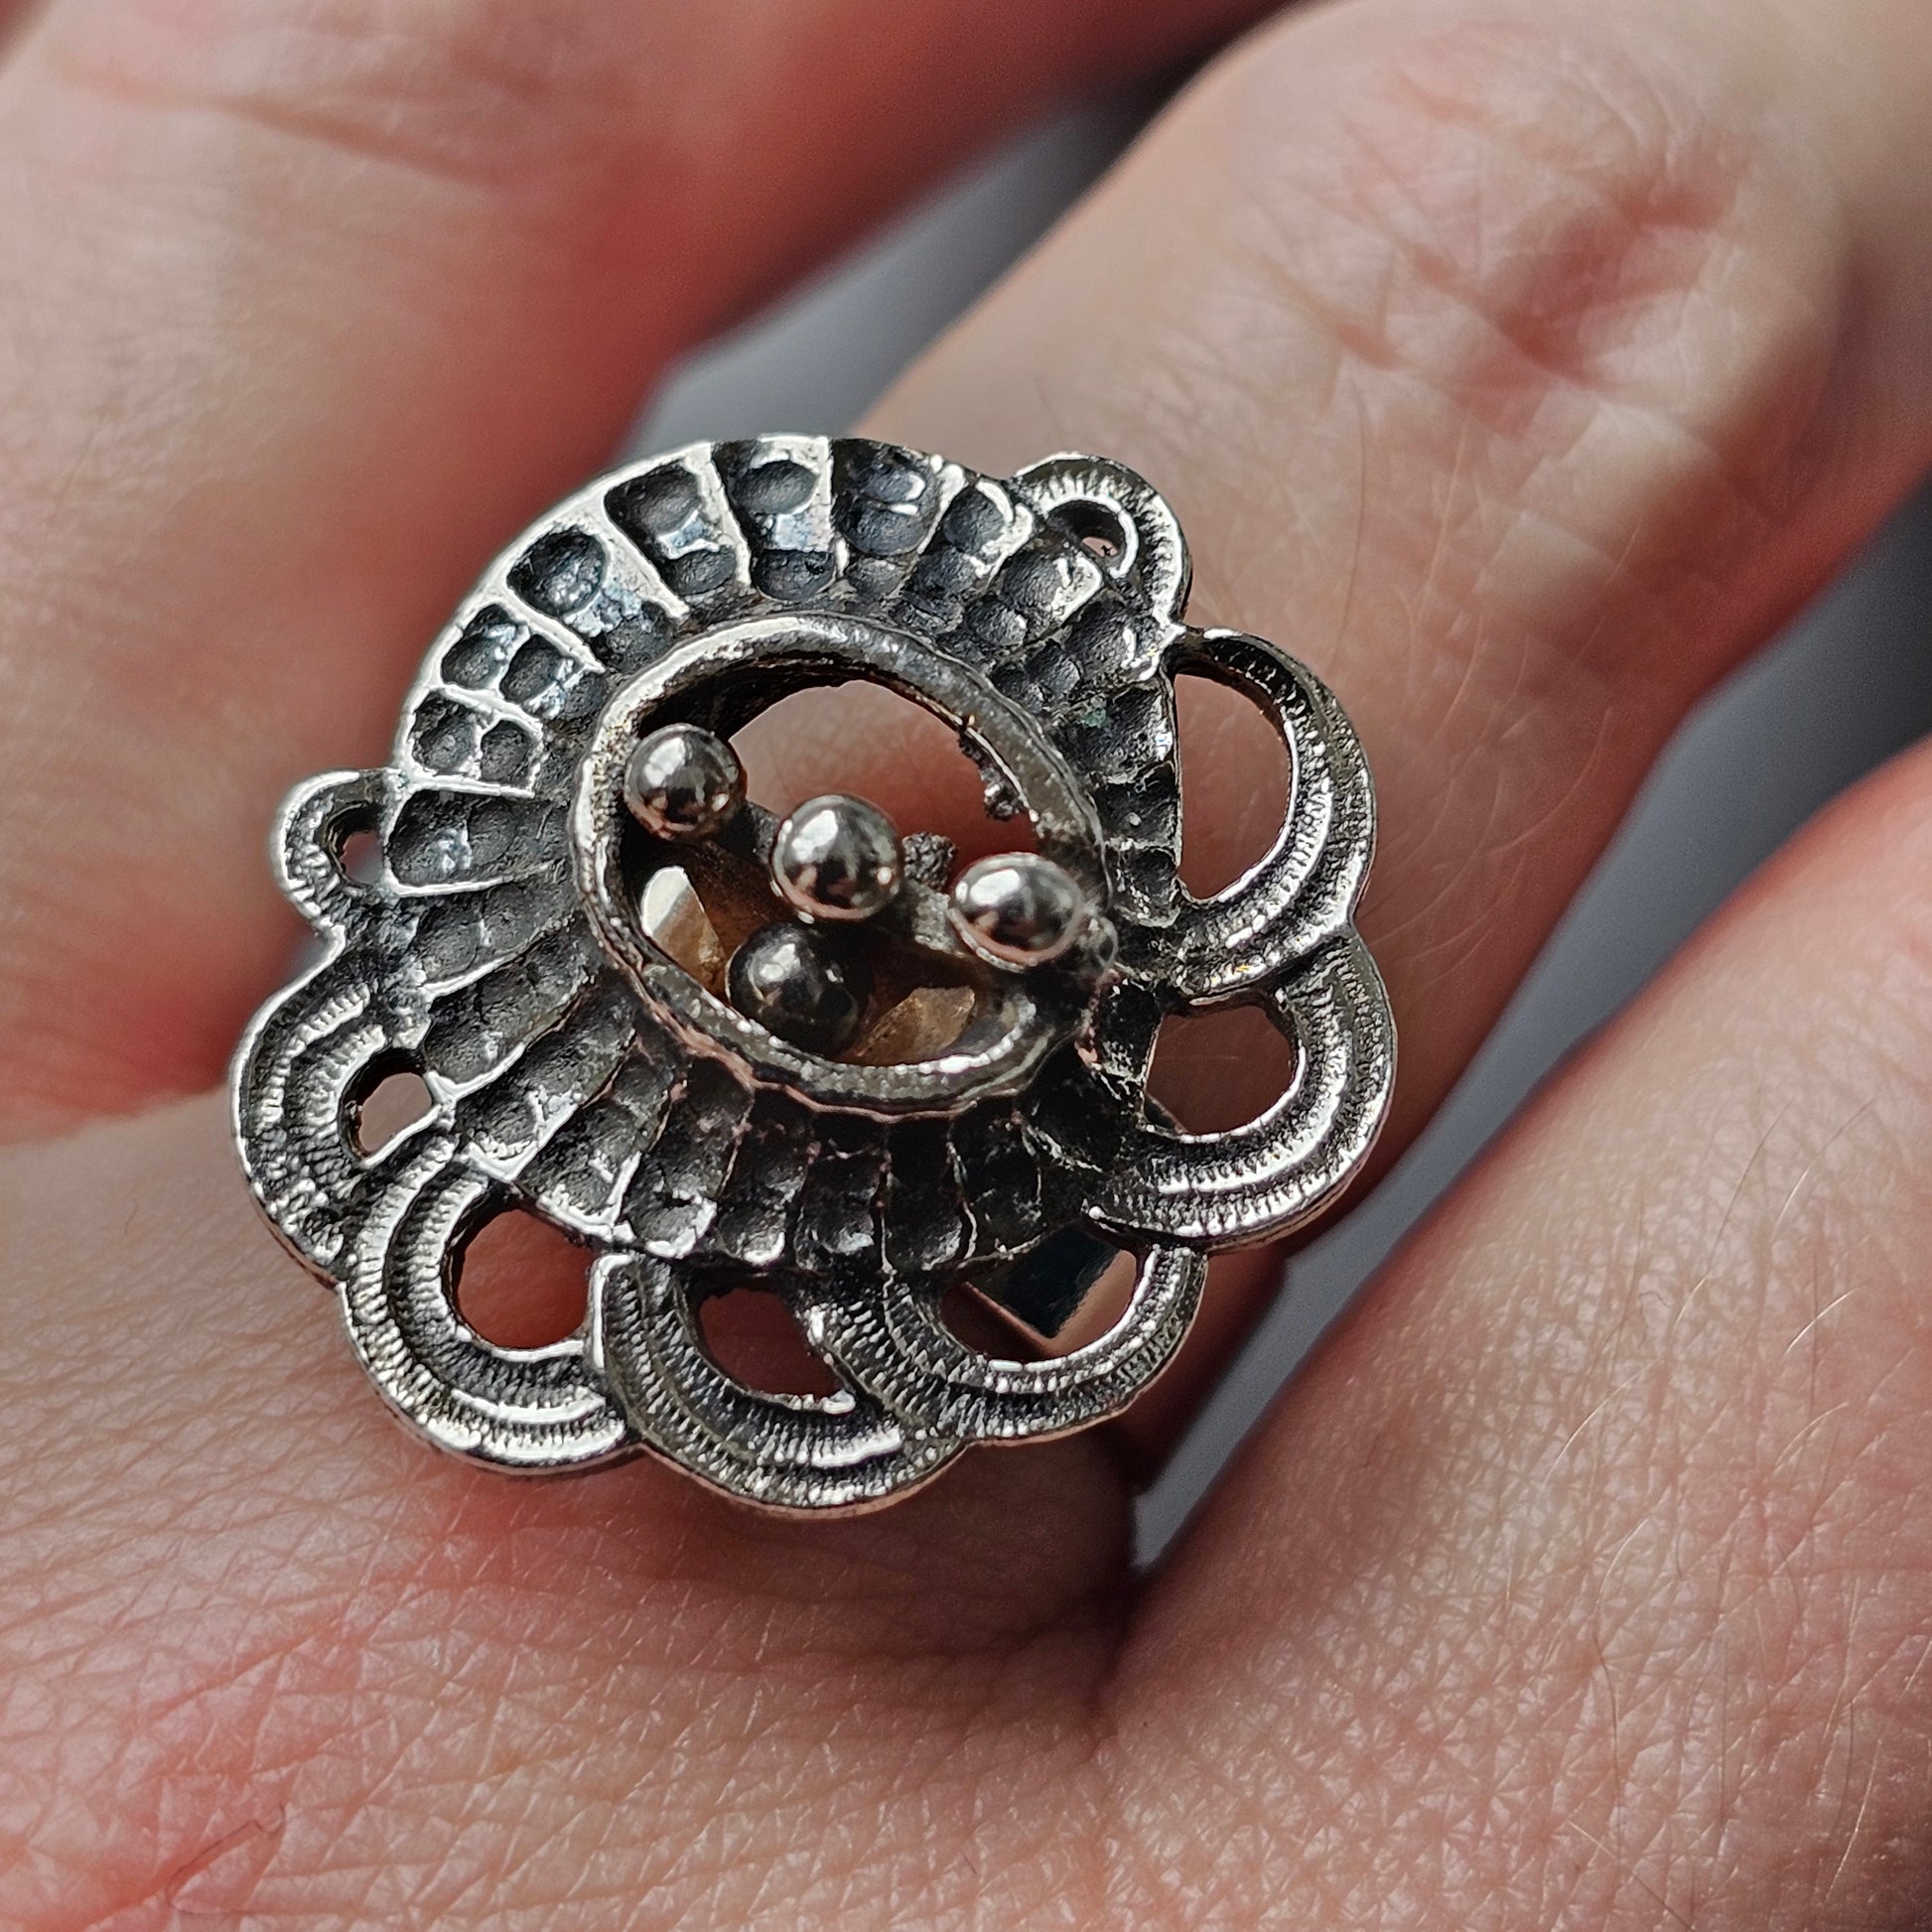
[232,438,1395,1511]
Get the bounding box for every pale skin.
[5,0,1932,1921]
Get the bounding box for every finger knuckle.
[46,0,647,200]
[1214,4,1846,490]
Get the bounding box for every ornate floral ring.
[232,438,1395,1512]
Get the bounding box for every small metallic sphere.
[726,922,872,1058]
[622,724,745,843]
[949,853,1091,969]
[770,793,903,922]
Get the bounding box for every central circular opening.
[570,612,1108,1117]
[629,848,985,1069]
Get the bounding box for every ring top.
[231,435,1394,1509]
[568,609,1115,1119]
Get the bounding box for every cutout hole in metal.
[698,1288,840,1399]
[1174,672,1292,897]
[329,806,384,886]
[456,1206,587,1350]
[937,1281,1035,1362]
[1047,496,1133,572]
[731,684,1036,863]
[348,1056,433,1159]
[966,1227,1137,1349]
[1148,1004,1301,1136]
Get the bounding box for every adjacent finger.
[0,1096,1137,1923]
[0,0,1268,1135]
[862,0,1932,1453]
[1113,726,1932,1927]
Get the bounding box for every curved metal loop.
[1014,453,1191,621]
[592,1258,961,1512]
[273,767,395,930]
[819,1243,1205,1443]
[230,955,398,1275]
[1157,629,1376,1008]
[1089,936,1394,1249]
[343,1156,629,1470]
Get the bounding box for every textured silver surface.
[232,438,1395,1512]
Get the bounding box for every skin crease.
[2,0,1932,1927]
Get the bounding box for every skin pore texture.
[4,0,1932,1924]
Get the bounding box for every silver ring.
[230,436,1395,1513]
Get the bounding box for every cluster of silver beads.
[621,722,1096,1060]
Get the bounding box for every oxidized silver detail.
[231,437,1395,1512]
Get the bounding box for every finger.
[858,0,1932,1453]
[0,0,1268,1136]
[0,1097,1137,1923]
[0,1,42,50]
[16,753,1932,1921]
[1111,728,1932,1926]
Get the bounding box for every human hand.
[6,0,1932,1923]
